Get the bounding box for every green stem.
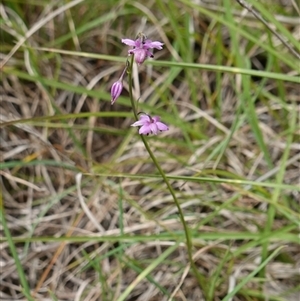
[127,55,207,296]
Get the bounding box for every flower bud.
[110,80,123,105]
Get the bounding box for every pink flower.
[122,33,163,65]
[131,114,169,135]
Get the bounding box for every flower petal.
[146,50,154,58]
[156,122,169,131]
[133,48,147,65]
[134,39,142,48]
[144,40,164,49]
[152,116,161,122]
[139,114,151,121]
[150,123,158,135]
[131,120,145,127]
[139,125,151,135]
[121,39,137,46]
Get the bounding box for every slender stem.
[236,0,300,60]
[127,56,207,296]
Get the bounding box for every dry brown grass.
[1,0,299,300]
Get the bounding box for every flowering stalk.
[109,34,206,294]
[126,49,207,293]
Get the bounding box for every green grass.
[1,0,299,300]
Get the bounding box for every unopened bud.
[110,80,123,105]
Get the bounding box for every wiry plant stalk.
[236,0,300,59]
[127,55,208,298]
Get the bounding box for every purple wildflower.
[110,63,128,105]
[131,114,169,135]
[122,33,164,65]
